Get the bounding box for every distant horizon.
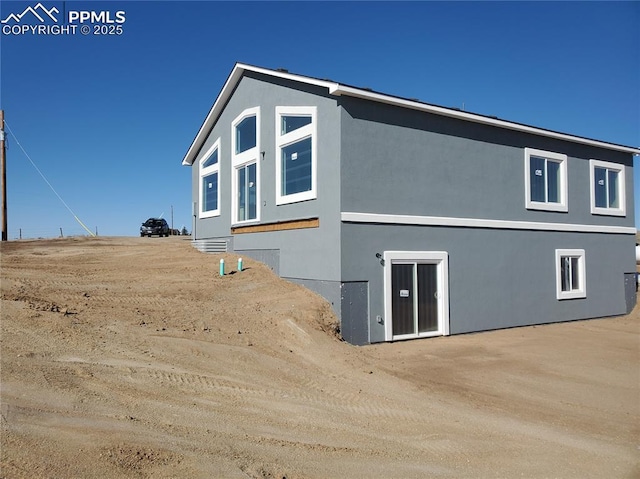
[1,1,638,239]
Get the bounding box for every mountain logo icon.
[1,3,59,24]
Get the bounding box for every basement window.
[524,148,568,212]
[555,249,586,300]
[590,159,625,216]
[199,138,220,218]
[275,106,317,205]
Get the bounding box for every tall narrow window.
[236,163,257,222]
[199,139,220,218]
[555,249,586,300]
[590,159,625,216]
[524,148,568,212]
[275,106,317,205]
[232,107,260,223]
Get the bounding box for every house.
[182,63,639,345]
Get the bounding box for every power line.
[1,111,7,241]
[4,121,95,237]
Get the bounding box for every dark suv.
[140,218,170,237]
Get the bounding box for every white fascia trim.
[183,66,244,166]
[239,63,339,91]
[184,63,640,166]
[341,212,636,235]
[182,64,337,166]
[329,85,640,155]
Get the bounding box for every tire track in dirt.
[139,367,424,422]
[3,237,637,479]
[4,277,184,312]
[139,335,427,421]
[53,354,419,427]
[1,304,64,353]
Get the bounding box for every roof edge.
[183,64,640,166]
[182,63,337,166]
[330,84,640,155]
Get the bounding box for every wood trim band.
[231,217,319,235]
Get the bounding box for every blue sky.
[0,1,638,238]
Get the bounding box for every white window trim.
[231,107,260,225]
[589,159,626,217]
[383,251,450,341]
[198,138,221,219]
[524,147,568,212]
[555,249,586,300]
[275,106,317,205]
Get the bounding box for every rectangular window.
[524,148,568,212]
[276,106,317,205]
[202,173,218,212]
[555,249,586,300]
[590,159,625,216]
[237,163,257,222]
[198,139,221,218]
[282,137,312,196]
[232,107,260,224]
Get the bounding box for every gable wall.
[190,73,343,283]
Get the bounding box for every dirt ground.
[1,236,638,479]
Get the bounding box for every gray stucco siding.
[339,97,634,229]
[191,73,342,233]
[232,224,341,282]
[287,278,342,319]
[341,222,634,343]
[190,73,343,281]
[187,69,635,346]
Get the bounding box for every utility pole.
[1,110,7,241]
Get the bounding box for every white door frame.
[383,251,450,341]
